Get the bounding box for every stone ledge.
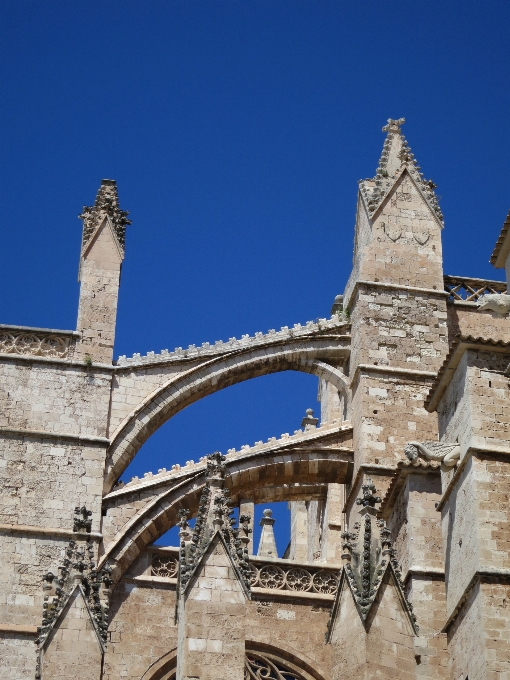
[345,279,449,310]
[251,587,335,603]
[0,426,110,446]
[403,566,445,585]
[0,323,80,337]
[0,523,102,540]
[353,363,437,384]
[121,575,177,589]
[0,623,38,636]
[0,352,115,371]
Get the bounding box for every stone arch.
[138,643,329,680]
[99,447,352,579]
[105,337,350,492]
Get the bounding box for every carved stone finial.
[301,408,319,431]
[382,117,405,133]
[79,179,131,257]
[206,451,226,479]
[355,478,382,508]
[73,506,92,533]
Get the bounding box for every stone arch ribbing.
[99,447,352,579]
[104,337,350,492]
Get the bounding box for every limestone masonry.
[1,118,509,680]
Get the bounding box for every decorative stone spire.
[358,118,443,223]
[301,407,319,431]
[257,509,278,558]
[35,511,112,678]
[79,179,131,258]
[326,480,418,640]
[177,452,252,593]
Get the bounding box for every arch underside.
[104,335,351,492]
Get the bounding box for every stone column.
[288,502,308,561]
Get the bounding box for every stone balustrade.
[0,324,77,359]
[149,548,339,596]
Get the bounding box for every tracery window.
[245,652,307,680]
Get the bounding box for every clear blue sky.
[1,2,509,551]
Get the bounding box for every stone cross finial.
[355,479,382,508]
[382,117,405,133]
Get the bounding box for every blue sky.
[1,2,509,551]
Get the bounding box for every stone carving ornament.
[404,441,460,467]
[0,330,73,359]
[382,221,401,242]
[476,293,510,317]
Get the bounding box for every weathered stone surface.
[2,119,509,680]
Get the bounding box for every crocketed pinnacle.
[177,452,252,593]
[359,118,443,223]
[79,179,131,256]
[326,480,418,639]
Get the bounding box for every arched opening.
[104,335,350,492]
[139,644,328,680]
[121,371,319,553]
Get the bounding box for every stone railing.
[444,275,506,302]
[249,558,339,595]
[149,550,339,596]
[0,325,77,359]
[116,314,349,367]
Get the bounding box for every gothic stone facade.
[1,119,509,680]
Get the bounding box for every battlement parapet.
[116,314,350,367]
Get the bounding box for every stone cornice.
[0,352,115,371]
[251,587,334,603]
[345,279,448,311]
[0,623,38,635]
[0,426,109,446]
[0,523,102,540]
[0,323,80,337]
[442,568,510,633]
[352,363,437,386]
[402,566,445,585]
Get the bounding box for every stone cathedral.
[1,118,509,680]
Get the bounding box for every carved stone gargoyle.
[476,293,510,317]
[404,441,460,468]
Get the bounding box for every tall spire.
[359,118,443,223]
[79,179,131,258]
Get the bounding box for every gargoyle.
[404,441,460,468]
[476,293,510,317]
